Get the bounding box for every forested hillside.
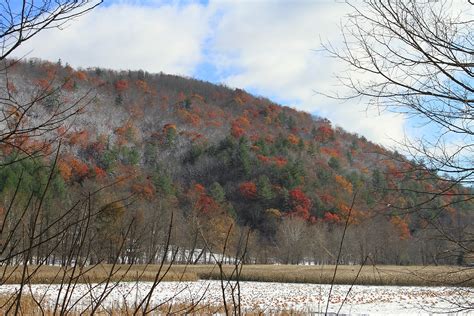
[0,59,471,266]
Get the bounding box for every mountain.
[0,58,471,266]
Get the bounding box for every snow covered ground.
[0,281,472,315]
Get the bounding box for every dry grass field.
[174,264,474,287]
[0,264,198,285]
[1,264,472,287]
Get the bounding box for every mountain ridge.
[0,58,470,265]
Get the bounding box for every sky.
[12,0,408,148]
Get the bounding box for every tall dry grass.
[1,264,472,287]
[172,264,474,287]
[0,264,198,285]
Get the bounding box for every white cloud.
[207,0,406,147]
[13,2,212,75]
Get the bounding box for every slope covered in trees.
[0,59,471,265]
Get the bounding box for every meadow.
[1,264,472,287]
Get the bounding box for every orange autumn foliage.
[69,158,89,179]
[206,120,223,128]
[231,124,245,138]
[334,175,353,194]
[68,130,89,147]
[194,183,206,194]
[136,80,149,92]
[390,216,411,240]
[74,71,88,81]
[233,96,245,105]
[163,123,177,132]
[235,116,250,128]
[287,133,299,145]
[320,147,340,158]
[36,78,51,91]
[57,160,73,181]
[132,182,155,200]
[177,109,201,127]
[191,93,205,102]
[257,154,287,168]
[59,156,90,182]
[231,115,251,138]
[115,121,138,143]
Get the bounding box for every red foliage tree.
[289,188,311,210]
[63,78,75,91]
[194,183,206,194]
[290,205,310,220]
[93,166,107,179]
[69,158,89,180]
[315,124,334,143]
[231,116,251,138]
[231,124,245,138]
[239,182,257,199]
[288,188,312,220]
[323,212,341,223]
[196,195,219,214]
[189,183,219,214]
[273,156,288,168]
[257,154,272,164]
[115,79,129,92]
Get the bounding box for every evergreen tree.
[210,182,226,204]
[257,175,274,201]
